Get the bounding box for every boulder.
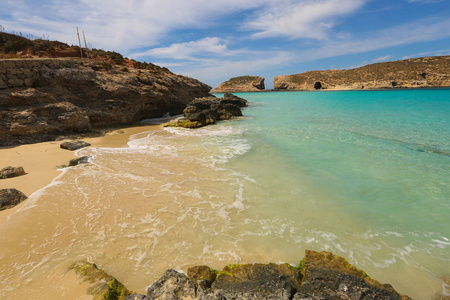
[220,92,248,108]
[208,263,301,300]
[164,94,246,129]
[0,166,26,179]
[0,188,27,210]
[297,250,410,299]
[69,156,91,166]
[139,250,411,300]
[60,140,91,151]
[146,269,196,300]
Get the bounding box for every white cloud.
[372,55,392,62]
[298,17,450,62]
[1,0,271,51]
[243,0,366,40]
[133,37,230,61]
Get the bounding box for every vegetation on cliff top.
[0,32,169,73]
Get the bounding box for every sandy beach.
[0,124,161,221]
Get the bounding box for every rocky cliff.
[274,56,450,90]
[212,75,265,93]
[0,58,211,146]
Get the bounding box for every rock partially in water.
[0,166,26,179]
[221,92,248,107]
[69,156,91,166]
[0,188,27,210]
[140,250,411,300]
[60,140,91,151]
[70,261,132,300]
[164,93,247,128]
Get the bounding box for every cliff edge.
[274,56,450,90]
[212,75,265,93]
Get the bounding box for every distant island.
[212,56,450,92]
[211,75,265,93]
[274,56,450,90]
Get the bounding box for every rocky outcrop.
[0,188,27,210]
[0,58,211,146]
[125,250,410,300]
[70,261,132,300]
[164,93,248,128]
[274,55,450,90]
[0,166,25,179]
[212,76,265,93]
[60,140,91,151]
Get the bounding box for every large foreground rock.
[212,76,265,93]
[137,250,410,300]
[0,188,27,210]
[0,58,211,146]
[0,166,26,179]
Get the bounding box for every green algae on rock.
[69,261,132,300]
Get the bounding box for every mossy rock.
[70,261,132,300]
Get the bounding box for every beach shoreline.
[0,123,162,221]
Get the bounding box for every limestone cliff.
[212,76,265,93]
[274,55,450,90]
[0,58,211,146]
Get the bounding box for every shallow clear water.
[0,89,449,299]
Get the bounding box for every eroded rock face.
[212,76,265,93]
[0,188,27,210]
[0,59,211,146]
[0,166,25,179]
[274,55,450,90]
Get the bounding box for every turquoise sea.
[0,89,449,299]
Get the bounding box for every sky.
[1,0,449,88]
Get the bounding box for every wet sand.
[0,124,163,299]
[0,125,160,197]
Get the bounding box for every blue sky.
[1,0,449,88]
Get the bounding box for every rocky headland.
[0,32,212,146]
[0,58,210,146]
[274,56,450,90]
[212,76,265,93]
[70,250,414,300]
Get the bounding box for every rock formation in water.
[164,92,248,128]
[121,250,411,300]
[70,261,132,300]
[0,58,211,146]
[274,56,450,90]
[212,76,265,93]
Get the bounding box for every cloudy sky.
[1,0,449,88]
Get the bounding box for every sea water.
[0,89,448,299]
